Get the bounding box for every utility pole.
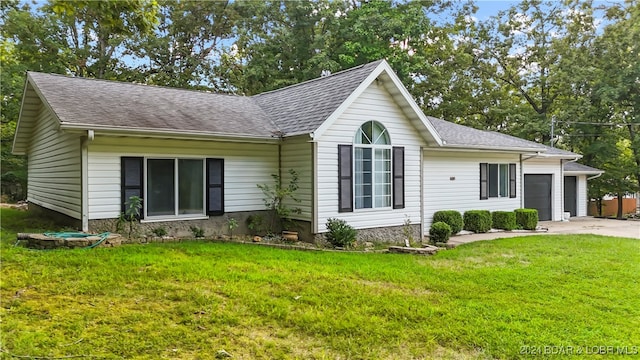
[550,115,555,148]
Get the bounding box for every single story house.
[12,60,602,241]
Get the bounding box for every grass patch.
[1,208,639,359]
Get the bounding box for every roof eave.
[564,170,603,175]
[60,123,280,143]
[439,143,547,153]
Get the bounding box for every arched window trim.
[354,120,391,145]
[353,121,392,210]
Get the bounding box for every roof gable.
[309,61,442,145]
[253,60,383,137]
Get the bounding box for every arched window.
[354,121,391,209]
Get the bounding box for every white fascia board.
[377,61,443,146]
[13,74,66,154]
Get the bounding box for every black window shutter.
[509,163,517,198]
[392,146,405,209]
[338,145,353,212]
[206,158,224,215]
[121,157,144,217]
[480,163,488,200]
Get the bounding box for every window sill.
[141,215,209,223]
[353,207,394,213]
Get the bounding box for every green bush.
[429,221,452,244]
[325,218,357,248]
[463,210,492,233]
[492,211,517,231]
[515,208,538,230]
[433,210,464,234]
[151,227,167,237]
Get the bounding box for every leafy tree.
[128,0,239,90]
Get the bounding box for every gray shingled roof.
[27,61,382,138]
[254,60,382,136]
[564,162,603,173]
[428,116,544,151]
[23,61,583,157]
[27,72,279,137]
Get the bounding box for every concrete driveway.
[447,217,640,246]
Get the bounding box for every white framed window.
[121,157,224,220]
[145,158,205,218]
[354,121,391,209]
[480,163,516,199]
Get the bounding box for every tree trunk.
[617,193,624,219]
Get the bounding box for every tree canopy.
[1,0,638,207]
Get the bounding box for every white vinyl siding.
[26,103,82,219]
[522,158,563,221]
[87,137,278,220]
[315,81,425,232]
[280,135,313,221]
[423,151,520,227]
[577,175,588,217]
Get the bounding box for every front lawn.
[1,208,639,359]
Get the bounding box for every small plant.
[325,218,357,248]
[403,215,415,246]
[433,210,464,234]
[120,195,142,238]
[515,208,538,230]
[246,214,265,235]
[492,211,517,230]
[151,227,167,237]
[257,169,301,234]
[190,226,205,238]
[226,217,238,239]
[463,210,492,233]
[429,221,452,244]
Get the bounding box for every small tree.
[122,195,142,238]
[257,169,301,234]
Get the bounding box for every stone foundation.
[313,224,421,245]
[89,210,278,240]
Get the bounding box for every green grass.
[1,208,639,359]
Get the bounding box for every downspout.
[420,146,425,239]
[81,130,95,232]
[519,154,524,208]
[587,173,602,181]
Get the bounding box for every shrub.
[463,210,492,233]
[492,211,517,231]
[325,218,357,248]
[190,226,205,238]
[429,221,452,244]
[515,208,538,230]
[432,210,463,234]
[151,227,167,237]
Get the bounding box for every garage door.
[524,174,552,221]
[564,176,577,217]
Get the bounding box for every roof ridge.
[252,59,383,98]
[27,71,243,98]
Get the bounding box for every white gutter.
[60,123,280,143]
